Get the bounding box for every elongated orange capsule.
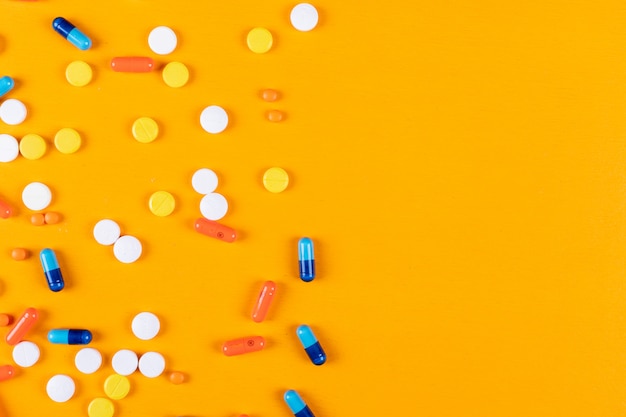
[222,336,265,356]
[111,57,154,73]
[252,281,276,323]
[0,365,14,382]
[0,198,12,218]
[6,307,38,346]
[194,218,236,243]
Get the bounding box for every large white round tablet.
[0,134,19,162]
[192,168,218,194]
[22,182,52,211]
[138,352,165,378]
[113,235,142,263]
[132,312,160,340]
[46,374,76,402]
[111,349,138,376]
[290,3,319,31]
[75,348,103,374]
[12,341,40,367]
[93,219,121,246]
[200,105,228,134]
[0,99,27,125]
[200,192,228,221]
[148,26,177,55]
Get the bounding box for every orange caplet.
[222,336,265,356]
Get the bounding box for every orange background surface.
[1,0,626,416]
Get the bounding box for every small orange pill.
[168,371,186,384]
[222,336,265,356]
[44,212,61,224]
[266,109,285,122]
[0,198,12,218]
[11,248,29,261]
[0,365,14,382]
[0,314,12,326]
[30,213,45,226]
[261,88,279,102]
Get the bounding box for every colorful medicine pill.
[6,307,38,345]
[168,371,186,384]
[296,325,326,365]
[298,237,315,282]
[0,365,14,382]
[266,109,285,122]
[44,212,61,224]
[0,76,14,98]
[52,17,92,50]
[30,213,45,226]
[111,57,154,72]
[284,390,315,417]
[0,199,12,218]
[222,336,265,356]
[40,248,65,292]
[11,248,29,261]
[48,329,92,345]
[252,281,276,323]
[261,88,279,102]
[0,314,12,326]
[194,218,237,243]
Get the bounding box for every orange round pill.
[266,109,285,122]
[0,314,12,326]
[168,371,186,384]
[44,212,61,224]
[11,248,29,261]
[30,213,45,226]
[261,89,279,102]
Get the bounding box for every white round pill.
[0,99,27,125]
[12,341,40,367]
[199,192,228,221]
[93,219,121,246]
[22,182,52,211]
[192,168,218,194]
[0,134,19,162]
[148,26,177,55]
[132,312,160,340]
[290,3,319,31]
[75,348,103,374]
[200,105,228,134]
[113,235,142,263]
[138,352,165,378]
[46,374,75,402]
[111,349,138,376]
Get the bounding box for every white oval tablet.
[192,168,218,194]
[22,182,52,211]
[12,341,40,367]
[0,134,19,162]
[199,192,228,221]
[93,219,121,246]
[290,3,319,31]
[113,235,142,263]
[111,349,138,376]
[200,105,228,134]
[46,374,75,402]
[75,347,103,374]
[138,352,165,378]
[132,312,160,340]
[0,99,27,125]
[148,26,177,55]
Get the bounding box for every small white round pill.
[132,312,160,340]
[111,349,138,376]
[290,3,319,31]
[138,352,165,378]
[200,105,228,134]
[199,192,228,221]
[12,341,40,367]
[93,219,121,246]
[192,168,218,194]
[22,182,52,211]
[113,235,142,263]
[75,348,103,374]
[0,99,27,125]
[46,374,75,402]
[148,26,177,55]
[0,134,19,162]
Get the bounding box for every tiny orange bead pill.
[11,248,29,261]
[168,371,186,384]
[266,109,285,122]
[0,314,12,326]
[261,89,279,102]
[44,212,61,224]
[0,365,14,382]
[30,213,45,226]
[222,336,265,356]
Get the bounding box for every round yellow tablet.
[132,117,159,143]
[88,398,114,417]
[19,134,46,160]
[263,167,289,193]
[247,27,273,53]
[65,60,93,87]
[104,374,130,400]
[54,128,82,154]
[149,191,175,216]
[162,62,189,88]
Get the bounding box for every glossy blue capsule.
[298,237,315,282]
[40,248,64,292]
[52,17,92,50]
[48,329,92,345]
[296,325,326,365]
[284,390,315,417]
[0,76,14,98]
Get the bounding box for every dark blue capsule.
[296,325,326,365]
[52,17,92,50]
[298,237,315,282]
[284,390,315,417]
[48,329,92,345]
[40,248,64,292]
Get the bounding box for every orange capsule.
[266,109,285,122]
[222,336,265,356]
[0,314,12,326]
[30,213,45,226]
[252,281,276,323]
[6,307,38,346]
[11,248,29,261]
[0,365,14,382]
[0,199,12,218]
[194,218,237,243]
[44,211,61,224]
[261,88,279,102]
[111,57,155,73]
[168,371,186,384]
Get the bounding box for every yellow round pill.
[19,134,46,160]
[88,398,114,417]
[162,62,189,88]
[263,167,289,193]
[54,128,82,154]
[104,374,130,400]
[247,28,273,53]
[65,60,93,87]
[132,117,159,143]
[149,191,175,216]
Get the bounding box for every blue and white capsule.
[298,237,315,282]
[48,329,92,345]
[0,76,14,98]
[40,248,64,292]
[52,17,92,50]
[296,325,326,365]
[284,390,315,417]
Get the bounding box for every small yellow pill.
[263,167,289,193]
[65,60,93,87]
[104,374,130,400]
[247,28,273,53]
[88,398,114,417]
[54,128,82,154]
[19,134,47,160]
[132,117,159,143]
[162,62,189,88]
[149,191,175,216]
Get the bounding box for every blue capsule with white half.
[52,17,92,50]
[298,237,315,282]
[296,324,326,365]
[284,390,315,417]
[0,76,14,98]
[48,329,92,345]
[40,248,64,292]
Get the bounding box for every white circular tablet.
[46,374,75,402]
[93,219,121,246]
[200,105,228,134]
[0,134,19,162]
[132,312,160,340]
[290,3,319,31]
[138,352,165,378]
[111,349,138,376]
[199,192,228,221]
[0,99,27,125]
[192,168,218,194]
[12,341,40,367]
[113,235,142,264]
[148,26,177,55]
[75,348,103,374]
[22,182,52,211]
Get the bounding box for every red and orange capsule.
[222,336,265,356]
[6,307,38,346]
[252,281,276,323]
[194,218,236,243]
[0,365,14,382]
[111,57,155,73]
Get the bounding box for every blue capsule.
[296,325,326,365]
[48,329,92,345]
[40,248,64,292]
[52,17,92,50]
[0,76,14,98]
[298,237,315,282]
[284,390,315,417]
